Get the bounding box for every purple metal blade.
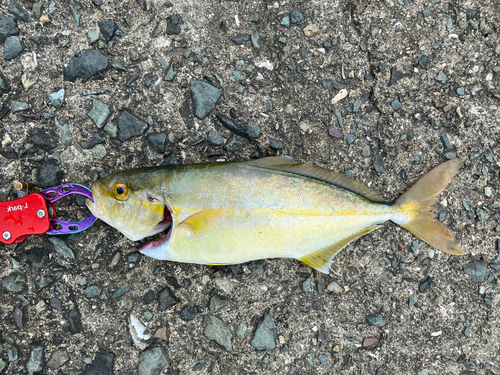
[39,184,97,235]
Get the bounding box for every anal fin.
[298,225,380,274]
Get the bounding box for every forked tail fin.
[395,157,464,255]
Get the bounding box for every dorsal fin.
[247,157,386,203]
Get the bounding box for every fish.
[85,156,465,273]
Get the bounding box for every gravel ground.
[0,0,499,374]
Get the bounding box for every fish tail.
[394,157,464,255]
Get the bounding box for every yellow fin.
[401,213,463,255]
[395,158,464,256]
[178,208,225,238]
[248,157,386,203]
[298,225,380,274]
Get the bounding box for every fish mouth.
[138,204,174,257]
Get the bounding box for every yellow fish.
[86,156,464,273]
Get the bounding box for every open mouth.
[139,205,173,254]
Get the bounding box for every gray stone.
[166,14,181,35]
[322,79,333,88]
[236,323,247,338]
[270,139,284,149]
[86,349,114,375]
[179,307,195,321]
[48,0,56,15]
[0,15,19,44]
[112,286,130,299]
[281,16,290,26]
[2,272,27,292]
[248,261,263,273]
[418,56,428,69]
[372,153,385,173]
[48,237,75,259]
[476,207,485,221]
[50,297,62,311]
[146,132,166,153]
[117,110,148,141]
[446,18,453,31]
[138,347,170,375]
[164,59,177,81]
[290,10,304,24]
[463,260,489,283]
[68,0,81,25]
[54,116,72,146]
[26,342,44,375]
[38,160,64,188]
[7,345,22,364]
[8,0,29,22]
[93,144,107,160]
[3,36,23,60]
[84,285,102,298]
[209,295,228,312]
[457,87,465,96]
[391,98,402,111]
[11,100,29,112]
[361,145,371,157]
[87,99,110,128]
[192,361,206,371]
[232,34,250,45]
[251,314,277,350]
[34,275,54,291]
[247,121,261,138]
[152,24,163,37]
[87,30,100,45]
[98,20,118,42]
[86,132,105,149]
[158,286,180,311]
[48,89,65,108]
[47,350,68,369]
[435,70,448,83]
[63,50,108,83]
[251,28,261,50]
[190,81,221,119]
[104,122,117,137]
[440,133,451,149]
[366,313,385,327]
[68,307,83,333]
[111,59,127,71]
[203,315,233,351]
[312,9,320,22]
[207,130,223,146]
[224,134,246,152]
[21,246,54,268]
[0,72,10,92]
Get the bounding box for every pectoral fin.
[298,225,380,274]
[178,208,225,238]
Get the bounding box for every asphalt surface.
[0,0,499,374]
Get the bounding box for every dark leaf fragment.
[216,114,248,139]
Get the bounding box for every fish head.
[86,168,172,241]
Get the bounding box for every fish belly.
[165,210,396,264]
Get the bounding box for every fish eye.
[113,184,129,200]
